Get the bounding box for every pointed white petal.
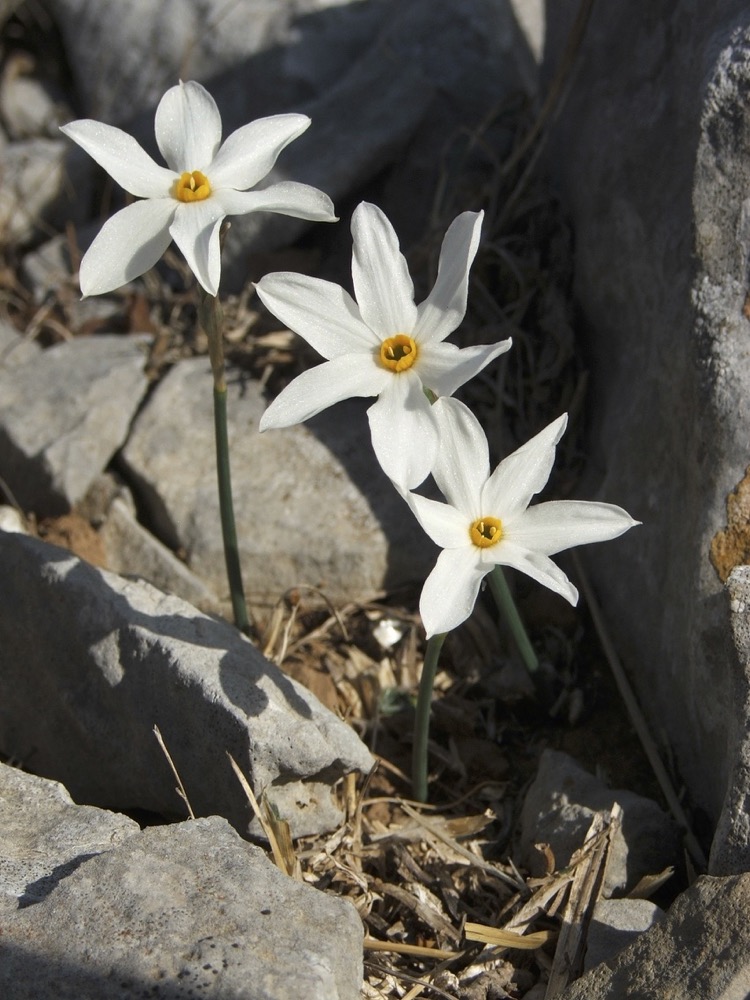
[506,500,640,556]
[169,200,226,295]
[407,493,471,549]
[413,211,483,343]
[259,354,388,430]
[155,80,222,172]
[255,273,376,359]
[350,202,417,337]
[78,199,175,296]
[430,397,488,517]
[417,338,512,398]
[169,201,224,295]
[209,114,310,190]
[367,372,438,490]
[481,413,568,519]
[214,182,336,221]
[419,547,487,638]
[60,120,175,198]
[490,541,579,605]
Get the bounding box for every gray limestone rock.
[0,334,151,515]
[0,137,79,246]
[0,814,363,1000]
[584,899,665,974]
[542,1,750,852]
[48,0,387,126]
[557,874,750,1000]
[120,357,436,606]
[0,319,41,369]
[519,750,680,896]
[710,564,750,874]
[0,531,374,838]
[0,762,139,906]
[100,496,222,614]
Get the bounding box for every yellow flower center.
[380,334,418,373]
[469,516,503,549]
[173,170,212,203]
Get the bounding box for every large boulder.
[542,0,750,868]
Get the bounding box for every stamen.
[470,516,503,549]
[173,170,212,203]
[380,334,418,373]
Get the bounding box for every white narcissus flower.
[409,398,640,638]
[256,201,512,490]
[60,80,337,297]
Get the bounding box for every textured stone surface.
[0,138,80,245]
[558,874,750,1000]
[584,899,665,973]
[0,762,139,906]
[120,357,436,605]
[0,814,364,1000]
[48,0,388,126]
[100,496,221,614]
[0,531,374,838]
[710,564,750,874]
[519,750,680,896]
[542,0,750,847]
[0,334,151,515]
[0,319,41,369]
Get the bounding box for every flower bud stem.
[412,631,447,802]
[199,289,252,636]
[488,566,538,673]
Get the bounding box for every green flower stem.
[412,631,447,802]
[488,566,538,673]
[198,291,252,636]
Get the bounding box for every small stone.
[584,898,665,972]
[0,55,71,140]
[519,749,680,896]
[557,874,750,1000]
[0,138,80,246]
[0,814,363,1000]
[0,507,26,533]
[0,334,151,515]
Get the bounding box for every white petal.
[419,547,487,638]
[169,200,226,295]
[255,273,376,359]
[490,541,579,605]
[481,413,568,519]
[60,120,175,198]
[367,372,438,490]
[430,397,489,517]
[350,202,417,337]
[506,500,640,556]
[259,354,388,430]
[417,338,512,398]
[407,493,471,549]
[214,182,336,221]
[78,199,175,296]
[155,80,222,172]
[209,114,311,190]
[413,211,483,344]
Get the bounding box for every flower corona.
[174,170,212,202]
[470,516,503,548]
[380,334,418,372]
